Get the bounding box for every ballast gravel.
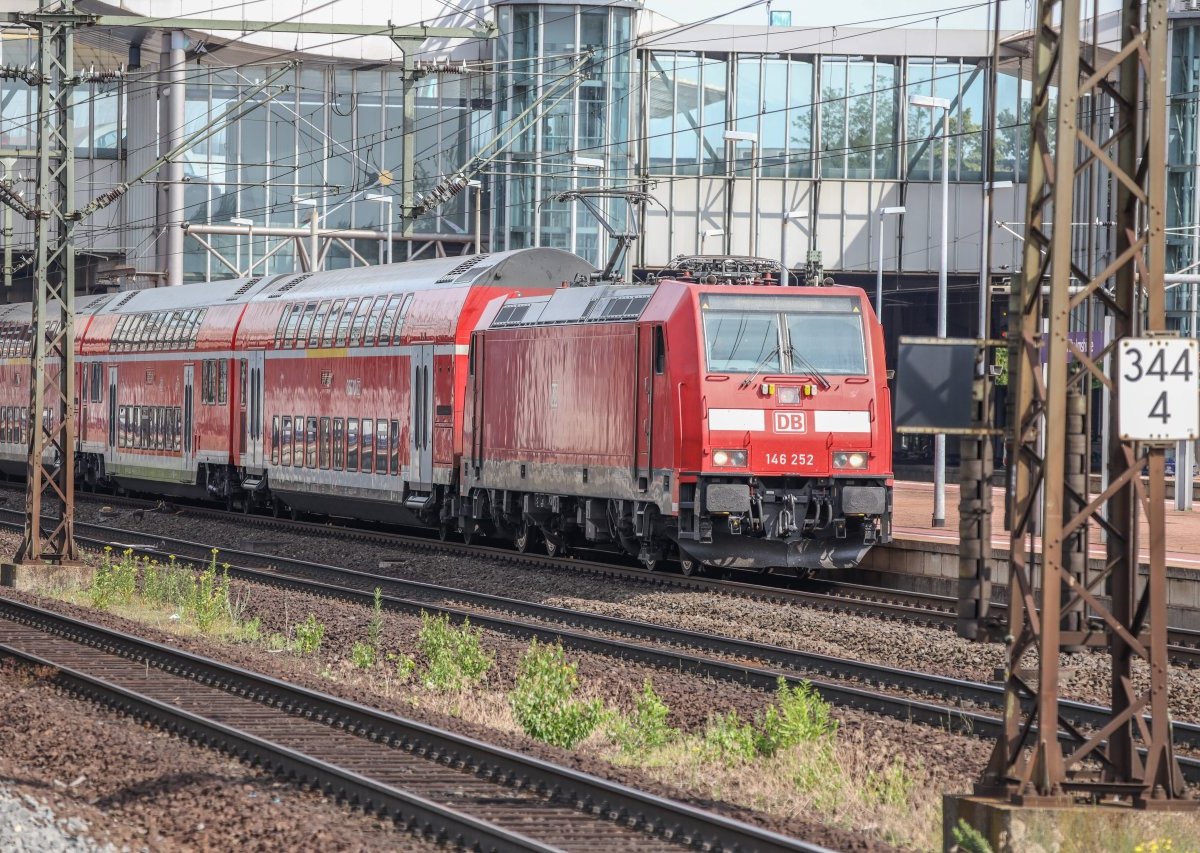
[0,784,107,853]
[63,495,1200,726]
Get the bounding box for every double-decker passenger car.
[0,249,891,577]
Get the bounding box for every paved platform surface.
[893,479,1200,570]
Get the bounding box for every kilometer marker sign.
[1118,338,1199,442]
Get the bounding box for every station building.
[0,0,1197,341]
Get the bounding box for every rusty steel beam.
[984,0,1192,806]
[13,0,79,566]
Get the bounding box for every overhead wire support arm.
[549,188,659,281]
[78,61,298,218]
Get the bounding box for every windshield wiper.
[739,345,781,390]
[785,345,831,390]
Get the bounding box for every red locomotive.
[0,248,892,576]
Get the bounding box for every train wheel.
[437,523,452,542]
[641,555,660,572]
[271,499,283,519]
[462,520,477,546]
[544,535,569,559]
[679,553,705,577]
[513,521,539,553]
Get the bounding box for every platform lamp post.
[874,206,906,316]
[365,194,394,265]
[909,92,952,528]
[230,217,253,276]
[467,180,483,255]
[723,130,759,256]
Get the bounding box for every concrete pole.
[309,208,319,272]
[385,205,394,265]
[933,107,950,528]
[165,31,186,286]
[474,184,482,255]
[875,211,885,316]
[749,140,759,257]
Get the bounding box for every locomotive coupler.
[749,494,764,533]
[728,516,742,535]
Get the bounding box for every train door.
[78,363,87,447]
[106,365,118,467]
[634,326,654,492]
[410,344,434,486]
[246,350,265,468]
[182,364,195,476]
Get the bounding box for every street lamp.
[294,197,319,273]
[467,180,483,255]
[365,193,394,265]
[701,228,724,254]
[909,92,951,528]
[230,217,253,276]
[874,206,906,316]
[782,209,807,286]
[724,130,759,256]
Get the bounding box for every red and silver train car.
[0,248,892,576]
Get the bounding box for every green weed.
[351,641,376,669]
[510,640,604,749]
[418,611,492,690]
[756,678,837,756]
[294,614,325,655]
[700,710,759,764]
[387,651,416,682]
[609,679,677,755]
[951,818,992,853]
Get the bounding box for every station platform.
[891,480,1200,571]
[855,481,1200,627]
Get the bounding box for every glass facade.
[493,3,636,265]
[643,51,1005,183]
[177,64,490,281]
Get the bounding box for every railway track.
[43,487,1200,666]
[0,595,823,853]
[10,508,1200,777]
[0,485,978,621]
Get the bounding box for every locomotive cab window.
[699,293,867,376]
[653,327,666,374]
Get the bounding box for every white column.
[165,31,187,286]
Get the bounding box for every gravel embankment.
[65,497,1200,724]
[0,658,433,851]
[0,576,951,852]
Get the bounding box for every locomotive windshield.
[700,293,867,375]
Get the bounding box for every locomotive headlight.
[712,449,747,467]
[776,386,801,405]
[833,451,868,469]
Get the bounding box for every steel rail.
[0,596,826,853]
[15,512,1200,768]
[11,488,1200,662]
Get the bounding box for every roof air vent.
[435,254,490,284]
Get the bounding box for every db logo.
[773,411,807,433]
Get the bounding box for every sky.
[644,0,1122,32]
